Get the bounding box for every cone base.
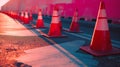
[80,45,120,56]
[69,22,80,32]
[23,18,30,24]
[64,29,83,33]
[41,33,67,38]
[31,24,46,28]
[20,17,24,22]
[36,26,46,28]
[29,17,33,21]
[36,20,45,28]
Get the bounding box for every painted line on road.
[80,33,120,44]
[36,29,87,67]
[63,28,120,48]
[20,22,87,67]
[22,20,120,66]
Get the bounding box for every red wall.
[72,0,120,20]
[2,0,120,21]
[52,0,120,21]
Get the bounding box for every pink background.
[2,0,120,21]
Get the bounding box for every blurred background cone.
[65,8,81,33]
[29,11,33,22]
[23,11,30,24]
[20,11,24,22]
[69,9,80,32]
[36,9,45,28]
[48,6,61,37]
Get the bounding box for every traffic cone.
[15,12,19,19]
[42,6,65,37]
[36,9,45,28]
[29,12,33,22]
[80,1,120,56]
[13,12,18,19]
[23,11,30,24]
[65,9,82,33]
[55,6,62,31]
[10,11,13,18]
[20,11,24,22]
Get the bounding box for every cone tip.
[100,0,105,9]
[39,9,42,11]
[75,8,78,11]
[54,5,59,11]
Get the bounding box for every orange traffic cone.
[20,11,24,22]
[15,12,19,19]
[36,9,45,28]
[65,9,81,33]
[80,1,120,56]
[42,6,65,37]
[10,11,13,18]
[29,12,33,22]
[23,11,30,24]
[13,12,18,19]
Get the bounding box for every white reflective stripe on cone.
[51,16,59,23]
[98,9,107,18]
[95,19,109,31]
[25,12,28,18]
[38,10,43,19]
[72,16,78,22]
[72,10,78,22]
[38,11,42,16]
[52,10,58,16]
[38,14,42,19]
